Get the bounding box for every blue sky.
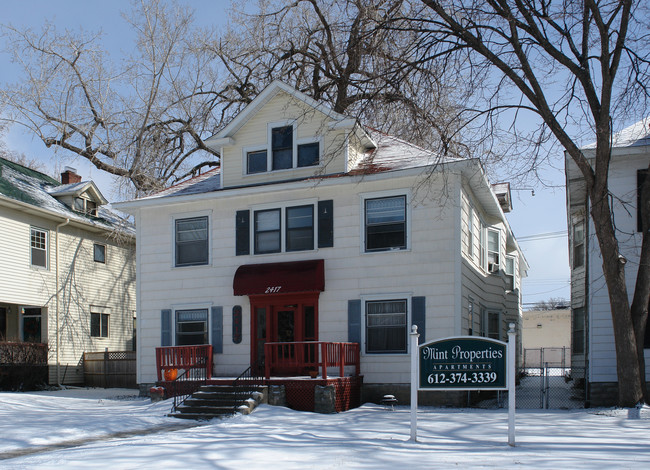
[0,1,571,308]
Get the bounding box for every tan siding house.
[0,160,136,385]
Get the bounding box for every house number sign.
[264,286,282,294]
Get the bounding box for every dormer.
[205,81,376,188]
[48,167,108,217]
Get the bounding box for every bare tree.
[0,0,222,195]
[397,0,650,406]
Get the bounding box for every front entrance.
[250,293,319,375]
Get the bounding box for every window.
[638,169,647,233]
[254,209,281,254]
[365,195,407,252]
[468,298,475,335]
[479,224,486,269]
[74,197,98,216]
[366,299,407,353]
[30,227,48,268]
[286,205,314,251]
[572,307,585,354]
[487,229,500,272]
[297,142,319,167]
[175,309,208,346]
[272,125,293,170]
[485,310,501,340]
[22,307,42,343]
[467,206,474,258]
[505,256,516,290]
[175,216,209,267]
[247,150,267,174]
[573,222,585,268]
[94,243,106,263]
[91,312,109,338]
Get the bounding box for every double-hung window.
[365,195,407,252]
[254,209,281,254]
[286,205,314,251]
[505,256,515,290]
[91,312,109,338]
[485,310,501,340]
[572,307,585,354]
[573,222,585,268]
[175,309,208,346]
[30,227,48,268]
[272,126,293,170]
[365,299,408,354]
[487,229,500,272]
[175,216,209,267]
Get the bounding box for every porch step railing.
[155,345,213,382]
[264,341,360,379]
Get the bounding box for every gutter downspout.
[55,218,70,386]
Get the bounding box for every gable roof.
[0,156,132,235]
[204,80,376,150]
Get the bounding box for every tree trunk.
[589,187,645,406]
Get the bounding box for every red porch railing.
[155,345,213,382]
[264,342,360,380]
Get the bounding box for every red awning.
[233,259,325,296]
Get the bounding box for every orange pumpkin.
[164,368,178,381]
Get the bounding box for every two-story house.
[566,118,650,406]
[116,81,527,404]
[0,157,136,386]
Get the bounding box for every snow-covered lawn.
[1,388,649,469]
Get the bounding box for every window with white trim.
[244,124,320,175]
[364,195,407,252]
[505,256,516,290]
[91,311,109,338]
[485,310,501,340]
[94,243,106,263]
[175,309,208,346]
[487,229,500,272]
[365,299,408,354]
[467,206,474,258]
[252,204,316,255]
[175,216,209,267]
[254,209,281,254]
[30,227,48,268]
[573,222,585,268]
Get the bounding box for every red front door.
[250,292,319,375]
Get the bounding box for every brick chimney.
[61,167,82,184]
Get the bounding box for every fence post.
[103,348,108,389]
[339,343,345,378]
[321,342,328,379]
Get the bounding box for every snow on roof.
[582,117,650,149]
[137,167,222,201]
[0,157,133,235]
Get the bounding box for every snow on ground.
[1,388,649,469]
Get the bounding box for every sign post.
[410,325,419,442]
[414,330,516,445]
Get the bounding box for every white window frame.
[467,206,475,259]
[20,306,43,343]
[361,293,412,356]
[90,311,110,338]
[93,243,106,264]
[360,189,411,254]
[484,310,502,340]
[505,255,516,290]
[30,227,49,269]
[171,210,212,268]
[171,303,212,346]
[296,136,323,169]
[487,229,500,273]
[249,198,318,256]
[572,221,585,269]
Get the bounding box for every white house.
[0,158,136,386]
[566,118,650,406]
[116,81,527,404]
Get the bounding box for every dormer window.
[245,124,320,175]
[74,197,98,216]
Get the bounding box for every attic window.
[245,124,320,175]
[74,197,98,216]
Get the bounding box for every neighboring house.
[566,118,650,406]
[0,158,136,385]
[116,81,527,403]
[521,308,571,367]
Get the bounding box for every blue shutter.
[318,200,334,248]
[411,296,426,343]
[236,210,250,256]
[161,309,172,346]
[211,306,223,353]
[348,300,361,344]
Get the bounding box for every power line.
[517,230,567,241]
